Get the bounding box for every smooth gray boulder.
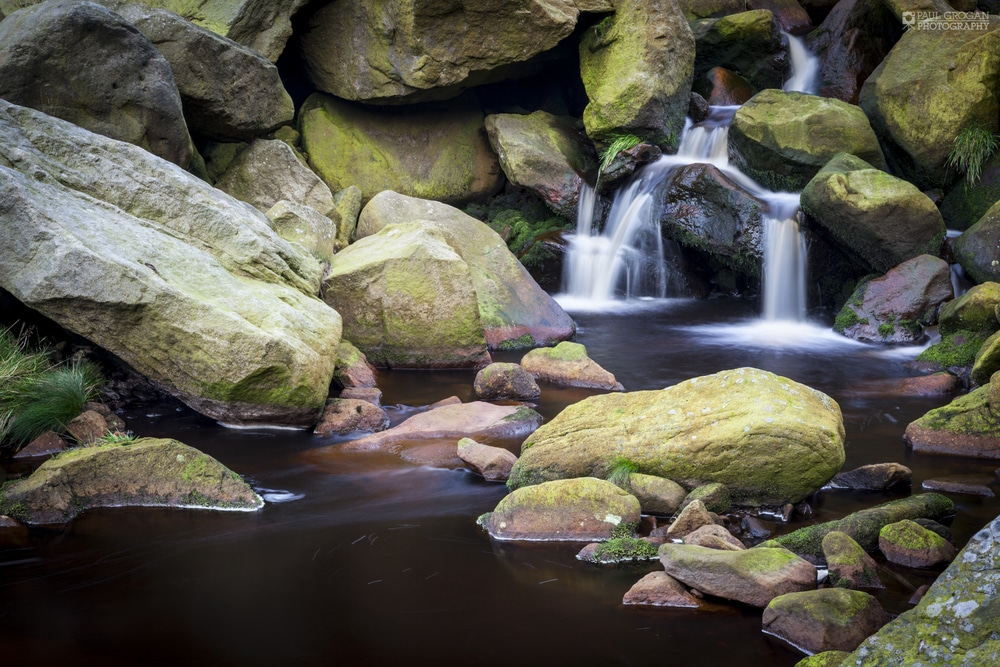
[354,192,576,350]
[579,0,695,149]
[0,0,197,169]
[0,438,264,524]
[265,201,337,265]
[0,100,341,427]
[97,1,294,141]
[509,367,845,506]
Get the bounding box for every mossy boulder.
[762,588,891,654]
[298,0,582,103]
[917,329,990,369]
[265,201,336,265]
[623,473,687,516]
[509,367,845,506]
[801,154,945,275]
[729,91,886,192]
[322,223,490,369]
[0,100,340,427]
[479,477,641,541]
[858,15,1000,190]
[332,339,377,389]
[837,511,1000,665]
[879,519,957,568]
[690,9,785,92]
[215,139,336,217]
[0,0,197,170]
[0,438,263,525]
[579,0,695,149]
[484,110,597,218]
[473,363,540,401]
[299,93,503,206]
[831,255,952,344]
[972,330,1000,386]
[938,282,1000,336]
[822,531,884,590]
[941,151,1000,232]
[903,377,1000,459]
[793,652,851,667]
[519,341,623,391]
[355,191,576,350]
[954,200,1000,285]
[771,493,956,562]
[659,544,816,608]
[97,1,294,141]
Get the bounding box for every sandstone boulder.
[822,531,884,589]
[879,519,957,568]
[0,438,263,524]
[313,399,389,436]
[622,571,700,607]
[473,363,540,401]
[457,438,518,482]
[509,367,845,506]
[519,342,622,390]
[762,588,891,654]
[0,100,340,427]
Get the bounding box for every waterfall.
[561,33,819,320]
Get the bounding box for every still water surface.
[2,298,998,666]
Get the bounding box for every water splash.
[782,31,820,95]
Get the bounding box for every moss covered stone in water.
[917,330,988,368]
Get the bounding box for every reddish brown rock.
[65,410,107,445]
[457,438,517,482]
[666,500,718,539]
[762,588,891,654]
[473,362,540,401]
[520,342,623,391]
[623,571,700,608]
[822,531,884,590]
[696,67,755,106]
[14,431,67,459]
[921,475,996,497]
[333,340,378,389]
[313,399,389,436]
[685,524,745,551]
[894,373,961,397]
[879,520,957,568]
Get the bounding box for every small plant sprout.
[947,122,1000,186]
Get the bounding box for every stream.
[3,298,999,666]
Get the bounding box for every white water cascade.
[561,33,819,317]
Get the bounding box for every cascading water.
[561,33,819,319]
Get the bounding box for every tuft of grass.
[947,123,1000,186]
[606,456,639,488]
[4,361,104,447]
[598,133,641,179]
[94,430,137,447]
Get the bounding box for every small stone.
[457,437,517,482]
[908,584,930,605]
[685,524,745,551]
[473,362,540,401]
[879,519,957,568]
[921,475,995,497]
[66,410,108,445]
[822,531,884,590]
[666,499,716,538]
[313,399,389,436]
[622,571,700,608]
[830,463,912,491]
[338,387,382,406]
[742,515,774,540]
[680,482,732,514]
[14,431,67,459]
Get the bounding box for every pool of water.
[2,298,998,666]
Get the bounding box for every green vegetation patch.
[947,122,1000,186]
[464,191,572,274]
[917,329,988,368]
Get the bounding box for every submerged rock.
[519,342,623,391]
[762,588,891,654]
[480,477,641,541]
[0,100,341,427]
[729,91,886,192]
[0,438,263,524]
[579,0,694,149]
[508,367,845,506]
[837,512,1000,665]
[339,401,543,453]
[659,544,816,608]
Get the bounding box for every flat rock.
[829,463,912,491]
[921,476,996,497]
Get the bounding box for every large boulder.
[299,93,503,206]
[298,0,585,103]
[938,282,1000,336]
[771,493,956,561]
[354,191,576,350]
[479,477,641,541]
[579,0,695,149]
[805,0,901,104]
[762,588,891,654]
[322,223,491,369]
[729,90,886,192]
[484,111,597,219]
[858,16,1000,190]
[954,200,1000,285]
[659,544,817,608]
[0,100,340,427]
[801,154,945,274]
[97,1,294,141]
[837,512,1000,665]
[690,9,786,93]
[0,0,197,170]
[903,375,1000,459]
[0,438,264,524]
[508,367,846,506]
[118,0,309,62]
[832,255,953,344]
[660,163,766,278]
[215,139,336,216]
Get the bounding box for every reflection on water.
[2,298,998,666]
